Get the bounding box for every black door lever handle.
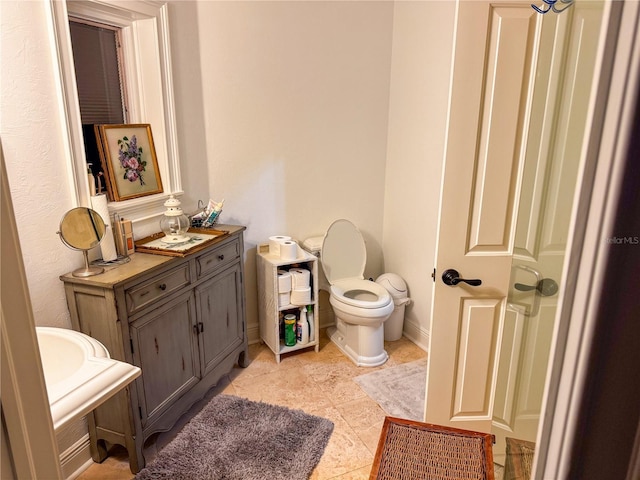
[442,269,482,287]
[514,278,559,296]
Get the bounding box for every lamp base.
[162,234,190,244]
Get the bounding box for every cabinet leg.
[237,348,249,368]
[126,436,145,474]
[87,413,108,463]
[89,438,108,463]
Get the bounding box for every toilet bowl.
[321,219,393,367]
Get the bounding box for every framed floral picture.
[95,124,163,202]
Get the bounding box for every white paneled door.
[425,0,604,465]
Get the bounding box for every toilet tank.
[302,236,333,327]
[302,236,324,257]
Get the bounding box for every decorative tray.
[134,228,229,257]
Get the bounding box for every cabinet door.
[196,263,244,377]
[130,291,200,427]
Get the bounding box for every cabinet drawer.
[126,264,190,314]
[196,239,240,278]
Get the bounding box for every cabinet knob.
[158,283,167,291]
[218,254,225,261]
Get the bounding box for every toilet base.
[327,324,388,367]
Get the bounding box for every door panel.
[493,306,525,429]
[452,297,502,420]
[540,5,603,251]
[517,304,555,413]
[469,6,536,253]
[196,264,244,377]
[130,291,200,427]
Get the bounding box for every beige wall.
[175,1,396,331]
[383,1,455,348]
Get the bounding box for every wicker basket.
[370,417,495,480]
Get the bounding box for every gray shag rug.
[354,358,427,421]
[136,394,334,480]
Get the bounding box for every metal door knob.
[442,269,482,287]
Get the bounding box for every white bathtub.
[36,327,141,431]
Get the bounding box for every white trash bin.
[376,273,411,341]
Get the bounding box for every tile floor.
[77,328,426,480]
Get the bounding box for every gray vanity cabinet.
[60,225,248,473]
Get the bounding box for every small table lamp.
[159,195,190,244]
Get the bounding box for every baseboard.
[247,321,260,344]
[59,433,93,480]
[402,319,429,351]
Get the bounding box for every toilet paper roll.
[277,270,292,293]
[278,292,291,307]
[90,194,117,262]
[269,236,291,256]
[289,268,310,289]
[279,240,298,261]
[290,287,311,306]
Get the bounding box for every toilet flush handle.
[441,269,482,287]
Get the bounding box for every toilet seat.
[330,278,391,309]
[322,219,392,310]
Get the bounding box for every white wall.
[0,0,91,460]
[383,1,456,348]
[184,1,395,331]
[1,1,81,330]
[166,1,211,211]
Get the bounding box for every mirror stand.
[58,207,108,278]
[74,250,104,278]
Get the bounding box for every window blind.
[69,21,125,125]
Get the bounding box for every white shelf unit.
[257,244,320,363]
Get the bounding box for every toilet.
[321,219,393,367]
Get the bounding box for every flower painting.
[96,124,163,202]
[118,134,146,185]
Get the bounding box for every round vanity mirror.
[58,207,106,277]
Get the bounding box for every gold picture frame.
[95,124,164,202]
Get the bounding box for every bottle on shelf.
[307,305,315,342]
[284,314,297,347]
[296,307,309,345]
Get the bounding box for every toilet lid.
[321,219,366,284]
